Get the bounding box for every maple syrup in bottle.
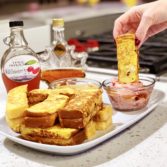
[1,21,41,92]
[52,18,66,57]
[40,18,86,83]
[52,18,72,67]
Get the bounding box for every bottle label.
[4,55,40,82]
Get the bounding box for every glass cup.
[102,77,155,111]
[49,77,102,89]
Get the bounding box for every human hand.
[113,0,167,47]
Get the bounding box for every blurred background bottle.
[121,0,139,7]
[76,0,100,6]
[88,0,100,6]
[52,18,71,67]
[40,18,86,83]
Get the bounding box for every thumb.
[136,13,154,44]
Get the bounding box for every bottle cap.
[52,18,64,27]
[87,39,99,48]
[9,21,24,27]
[75,43,86,52]
[68,38,80,46]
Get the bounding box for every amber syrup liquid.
[53,43,66,57]
[2,71,41,92]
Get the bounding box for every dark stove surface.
[79,30,167,74]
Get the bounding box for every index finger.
[113,7,139,39]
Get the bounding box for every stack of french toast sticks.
[6,84,112,145]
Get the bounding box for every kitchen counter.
[0,68,167,167]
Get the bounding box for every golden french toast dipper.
[116,33,139,83]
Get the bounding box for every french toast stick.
[93,105,112,122]
[24,93,69,128]
[95,117,112,131]
[6,116,23,133]
[6,85,28,132]
[41,69,85,83]
[24,113,57,128]
[28,87,75,105]
[21,125,86,145]
[59,89,103,129]
[93,105,113,131]
[6,85,28,119]
[116,33,139,83]
[59,104,102,129]
[85,120,96,139]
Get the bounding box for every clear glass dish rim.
[49,77,102,89]
[102,76,156,91]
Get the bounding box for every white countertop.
[0,68,167,167]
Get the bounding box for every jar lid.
[68,38,80,46]
[52,18,64,27]
[87,39,99,48]
[9,21,24,27]
[75,43,86,52]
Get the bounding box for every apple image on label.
[32,67,40,74]
[27,66,34,72]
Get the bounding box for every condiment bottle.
[68,38,80,46]
[72,43,88,69]
[52,18,71,67]
[86,39,99,52]
[40,19,86,83]
[1,21,41,92]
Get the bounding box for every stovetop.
[78,30,167,74]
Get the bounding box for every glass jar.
[1,21,41,92]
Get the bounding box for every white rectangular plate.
[0,89,164,155]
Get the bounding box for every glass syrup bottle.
[52,18,71,67]
[1,21,41,92]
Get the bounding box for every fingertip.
[113,28,122,40]
[135,36,144,48]
[135,36,142,48]
[113,26,118,40]
[135,13,153,45]
[113,19,122,39]
[138,41,143,48]
[135,38,140,46]
[113,31,118,40]
[135,31,144,45]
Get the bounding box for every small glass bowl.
[102,77,155,111]
[49,77,102,89]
